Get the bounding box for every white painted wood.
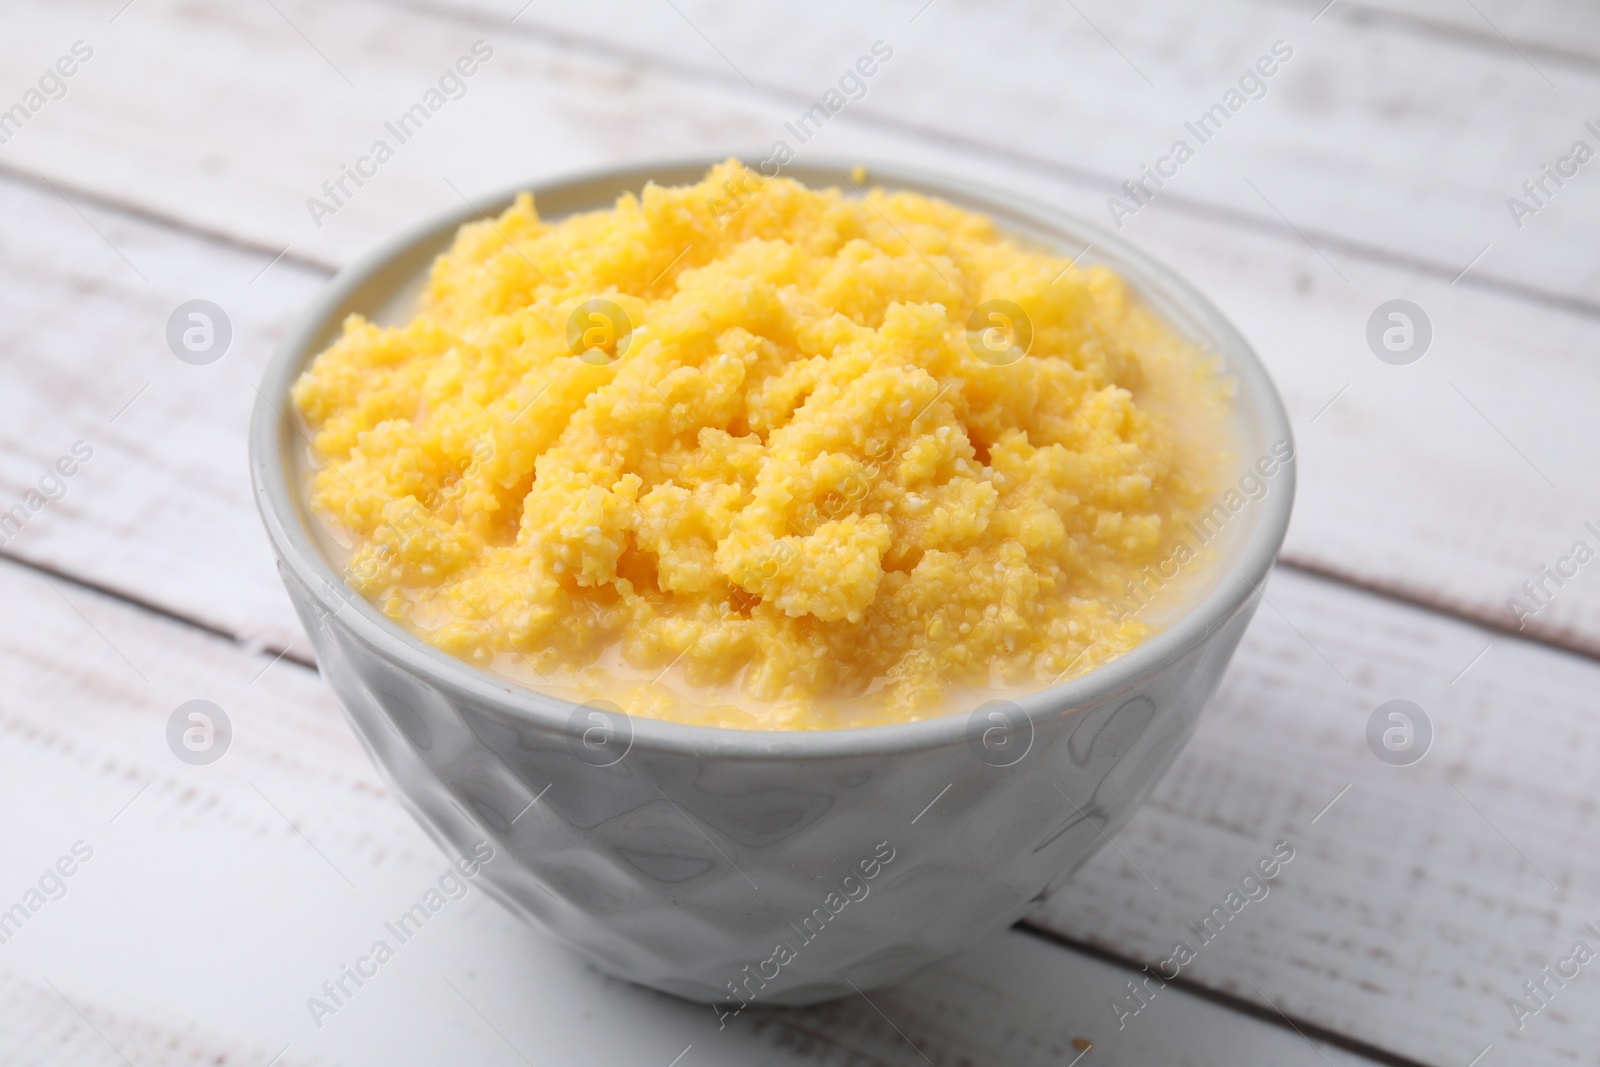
[0,0,1596,1063]
[5,0,1600,308]
[10,482,1600,1063]
[401,0,1600,309]
[1031,563,1600,1066]
[0,0,1596,659]
[11,562,1585,1066]
[1133,206,1600,659]
[0,169,325,660]
[0,557,1378,1067]
[1325,0,1600,65]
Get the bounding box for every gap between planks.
[0,159,339,279]
[1015,921,1438,1067]
[0,548,316,673]
[22,533,1597,685]
[1252,0,1600,76]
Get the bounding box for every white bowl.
[249,157,1295,1006]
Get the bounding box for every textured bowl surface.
[249,158,1295,1007]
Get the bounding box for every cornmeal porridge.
[292,161,1235,729]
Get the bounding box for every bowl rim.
[249,154,1295,760]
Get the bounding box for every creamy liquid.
[299,309,1245,731]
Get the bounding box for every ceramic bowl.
[249,158,1294,1007]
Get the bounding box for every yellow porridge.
[292,161,1234,729]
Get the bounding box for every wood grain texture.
[1030,563,1600,1066]
[1308,0,1600,67]
[9,452,1598,1064]
[0,0,1596,661]
[5,0,1600,309]
[402,0,1600,311]
[0,1,1596,1063]
[0,557,1378,1067]
[0,168,325,660]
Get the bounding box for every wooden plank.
[2,0,1596,655]
[1126,205,1600,660]
[6,0,1600,310]
[0,168,326,659]
[0,557,1380,1067]
[13,496,1599,1065]
[5,132,1598,666]
[398,0,1600,311]
[1029,562,1600,1066]
[0,6,1596,1059]
[1315,0,1600,67]
[0,0,778,265]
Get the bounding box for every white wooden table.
[2,1,1597,1063]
